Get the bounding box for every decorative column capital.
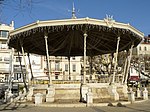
[44,35,48,39]
[117,36,120,41]
[84,33,88,37]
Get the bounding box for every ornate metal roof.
[8,17,144,56]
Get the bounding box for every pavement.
[0,99,150,112]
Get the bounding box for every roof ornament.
[104,14,115,28]
[72,2,77,19]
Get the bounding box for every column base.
[80,84,89,102]
[46,85,55,102]
[27,87,34,101]
[108,84,119,101]
[122,84,128,98]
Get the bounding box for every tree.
[90,54,114,82]
[0,0,37,23]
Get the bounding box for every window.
[144,47,147,51]
[4,57,10,62]
[72,64,76,72]
[15,73,22,80]
[2,41,6,44]
[55,62,60,71]
[0,57,2,61]
[65,64,68,72]
[55,74,59,79]
[0,30,8,38]
[18,73,21,78]
[16,57,22,62]
[139,46,141,51]
[72,57,75,60]
[131,68,133,73]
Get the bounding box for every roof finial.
[72,2,77,19]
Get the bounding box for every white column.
[17,51,28,92]
[122,51,128,84]
[128,88,135,103]
[136,88,141,98]
[124,44,134,84]
[21,45,30,87]
[68,56,71,80]
[83,33,88,84]
[89,56,93,81]
[46,86,55,102]
[112,37,120,84]
[44,34,52,85]
[143,88,148,100]
[8,48,14,91]
[27,53,34,82]
[34,93,43,106]
[86,88,93,106]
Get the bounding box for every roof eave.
[9,17,144,38]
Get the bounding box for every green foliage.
[19,84,24,91]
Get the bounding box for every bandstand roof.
[8,17,144,56]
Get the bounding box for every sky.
[0,0,150,36]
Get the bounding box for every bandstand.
[7,12,144,103]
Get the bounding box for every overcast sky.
[1,0,149,36]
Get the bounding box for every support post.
[122,50,129,84]
[124,44,134,84]
[44,34,52,85]
[143,88,148,100]
[21,43,30,88]
[27,53,34,82]
[136,88,141,98]
[8,48,14,91]
[89,56,93,81]
[5,48,14,103]
[17,51,28,92]
[80,32,88,103]
[128,88,135,103]
[86,88,93,106]
[83,33,88,84]
[68,56,71,80]
[112,37,120,84]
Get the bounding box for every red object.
[129,76,139,81]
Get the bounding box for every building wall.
[133,36,150,56]
[136,44,150,56]
[28,55,82,81]
[0,22,14,82]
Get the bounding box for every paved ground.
[0,100,150,112]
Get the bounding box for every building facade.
[28,55,82,81]
[0,22,14,82]
[133,35,150,56]
[131,35,150,83]
[0,21,83,83]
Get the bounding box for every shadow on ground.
[0,102,28,111]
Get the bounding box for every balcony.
[0,63,10,73]
[0,37,8,41]
[44,68,62,73]
[0,44,8,49]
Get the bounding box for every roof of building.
[140,35,150,44]
[8,17,144,56]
